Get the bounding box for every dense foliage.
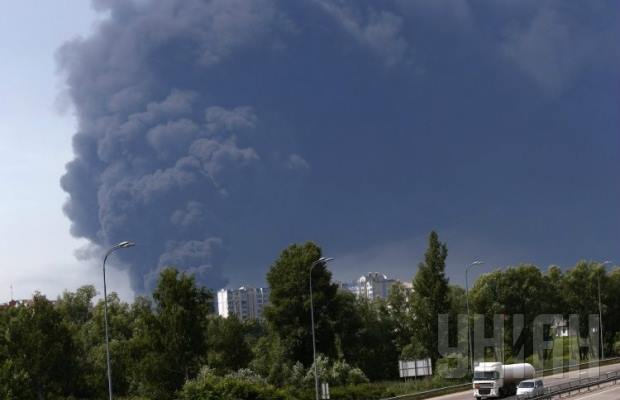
[0,233,618,399]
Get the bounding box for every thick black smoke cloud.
[59,0,304,291]
[59,0,620,292]
[61,0,410,292]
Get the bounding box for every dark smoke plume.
[59,0,619,292]
[60,0,411,292]
[59,0,306,291]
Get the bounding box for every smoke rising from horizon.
[58,0,620,293]
[59,0,302,291]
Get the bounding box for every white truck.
[472,362,535,399]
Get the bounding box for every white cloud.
[500,5,593,95]
[205,106,258,134]
[395,0,473,30]
[316,1,409,66]
[286,153,310,170]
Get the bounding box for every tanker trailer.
[472,362,535,399]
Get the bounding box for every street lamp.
[598,260,612,361]
[102,241,135,400]
[465,260,484,374]
[309,256,334,400]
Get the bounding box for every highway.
[420,362,620,400]
[567,382,620,399]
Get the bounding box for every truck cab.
[472,362,535,399]
[473,362,503,399]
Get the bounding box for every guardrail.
[379,357,620,400]
[537,356,620,377]
[380,382,471,400]
[515,369,620,399]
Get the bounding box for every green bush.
[282,383,388,400]
[331,359,369,386]
[0,359,33,400]
[613,333,620,356]
[436,353,468,379]
[328,383,391,400]
[297,355,369,388]
[178,366,290,400]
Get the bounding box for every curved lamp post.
[103,241,135,400]
[598,260,612,361]
[309,256,334,400]
[465,260,484,373]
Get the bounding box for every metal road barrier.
[379,357,620,400]
[537,356,620,376]
[380,382,471,400]
[511,369,620,400]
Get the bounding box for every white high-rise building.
[217,286,270,320]
[357,272,396,300]
[339,272,410,300]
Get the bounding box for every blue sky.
[1,0,619,300]
[0,2,133,301]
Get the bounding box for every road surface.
[567,382,620,399]
[420,362,620,400]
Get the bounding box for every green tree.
[471,265,558,362]
[332,291,363,361]
[132,268,213,399]
[411,231,450,365]
[345,298,400,380]
[4,293,79,399]
[605,267,620,356]
[386,282,415,355]
[250,332,294,386]
[264,242,339,366]
[0,305,30,399]
[446,284,468,353]
[82,293,135,397]
[56,285,97,327]
[470,270,506,361]
[55,285,99,398]
[562,261,605,359]
[207,315,253,373]
[544,265,566,314]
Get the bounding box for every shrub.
[613,333,620,356]
[178,366,290,400]
[436,353,467,379]
[224,368,266,384]
[328,383,388,400]
[331,360,369,386]
[300,355,369,387]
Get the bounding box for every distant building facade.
[358,272,396,299]
[0,299,40,308]
[551,316,580,337]
[339,272,411,300]
[217,286,269,320]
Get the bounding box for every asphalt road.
[567,382,620,399]
[423,362,620,400]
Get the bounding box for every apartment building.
[216,286,270,320]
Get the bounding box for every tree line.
[1,232,618,399]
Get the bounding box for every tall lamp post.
[103,241,135,400]
[309,256,334,400]
[465,260,484,374]
[598,260,612,361]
